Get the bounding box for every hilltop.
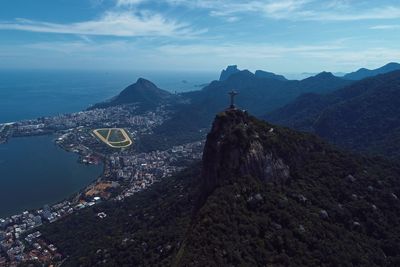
[219,65,240,81]
[90,78,174,110]
[40,109,400,266]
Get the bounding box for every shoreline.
[0,103,205,265]
[0,133,104,219]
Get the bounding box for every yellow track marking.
[93,128,133,148]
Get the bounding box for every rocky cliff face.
[202,109,290,195]
[219,65,240,81]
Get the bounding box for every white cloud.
[0,11,197,37]
[370,24,400,30]
[309,6,400,21]
[161,0,400,22]
[262,0,312,18]
[21,40,343,57]
[116,0,146,7]
[2,39,399,72]
[156,42,344,60]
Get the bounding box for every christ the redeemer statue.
[228,90,238,109]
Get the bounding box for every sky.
[0,0,400,74]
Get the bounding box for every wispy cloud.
[308,6,400,21]
[262,0,312,19]
[162,0,400,22]
[0,11,198,37]
[115,0,146,7]
[2,0,399,40]
[370,24,400,30]
[155,42,345,60]
[2,38,399,72]
[155,42,400,72]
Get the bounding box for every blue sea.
[0,69,216,123]
[0,69,215,218]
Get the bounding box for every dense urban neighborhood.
[0,104,204,266]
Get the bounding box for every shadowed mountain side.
[147,70,352,148]
[266,70,400,160]
[255,70,287,81]
[343,62,400,80]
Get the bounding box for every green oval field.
[93,128,133,148]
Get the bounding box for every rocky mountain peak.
[201,109,290,196]
[219,65,240,81]
[314,71,335,78]
[135,77,157,88]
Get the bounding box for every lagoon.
[0,69,214,218]
[0,135,102,218]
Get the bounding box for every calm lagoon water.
[0,69,215,217]
[0,135,102,218]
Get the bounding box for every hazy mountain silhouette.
[153,69,352,147]
[266,70,400,159]
[219,65,240,81]
[343,62,400,80]
[255,70,287,81]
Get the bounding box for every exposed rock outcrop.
[219,65,240,81]
[202,109,290,196]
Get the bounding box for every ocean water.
[0,69,216,123]
[0,69,215,217]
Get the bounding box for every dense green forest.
[40,164,201,266]
[266,70,400,160]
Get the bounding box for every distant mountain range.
[202,69,351,116]
[220,65,288,81]
[91,62,400,113]
[343,62,400,80]
[90,62,400,159]
[41,109,400,266]
[90,67,353,151]
[157,69,352,139]
[220,62,400,82]
[266,70,400,160]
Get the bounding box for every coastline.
[0,134,103,219]
[0,103,205,265]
